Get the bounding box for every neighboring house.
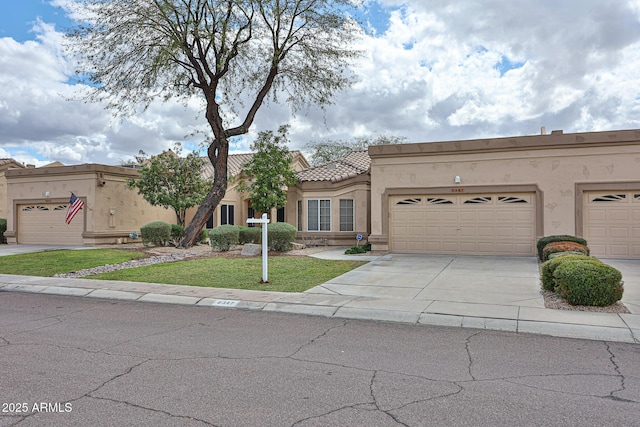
[368,128,640,259]
[288,150,371,246]
[0,159,26,220]
[195,151,310,228]
[4,164,175,245]
[4,152,309,245]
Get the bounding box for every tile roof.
[0,158,25,169]
[201,151,306,180]
[296,150,371,183]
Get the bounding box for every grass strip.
[0,249,146,277]
[91,256,366,293]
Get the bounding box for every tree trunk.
[179,137,229,248]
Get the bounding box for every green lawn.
[0,249,146,276]
[0,249,366,293]
[91,256,366,292]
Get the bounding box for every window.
[297,201,303,231]
[307,199,330,231]
[339,199,354,232]
[247,207,255,228]
[277,206,285,223]
[221,204,234,225]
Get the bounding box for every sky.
[1,0,640,166]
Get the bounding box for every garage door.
[390,193,536,255]
[18,203,84,244]
[583,192,640,259]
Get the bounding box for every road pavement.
[1,292,639,426]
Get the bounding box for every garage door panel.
[608,210,630,221]
[18,203,84,245]
[391,193,535,255]
[584,191,640,259]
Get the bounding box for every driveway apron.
[308,254,545,312]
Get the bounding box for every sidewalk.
[1,248,639,344]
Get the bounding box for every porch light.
[454,176,461,184]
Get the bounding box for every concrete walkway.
[0,246,639,344]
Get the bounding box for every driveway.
[308,252,640,316]
[307,254,545,316]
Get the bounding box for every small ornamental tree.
[128,143,211,226]
[237,125,298,215]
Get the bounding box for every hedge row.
[140,221,207,247]
[209,222,297,252]
[538,235,623,307]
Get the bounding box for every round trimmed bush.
[540,254,602,291]
[542,241,589,261]
[140,221,172,247]
[553,260,623,306]
[267,222,297,252]
[209,225,239,251]
[238,226,261,244]
[170,224,184,245]
[536,235,587,261]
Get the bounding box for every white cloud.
[1,0,640,166]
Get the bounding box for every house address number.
[451,188,464,192]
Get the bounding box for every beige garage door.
[583,192,640,259]
[390,193,536,255]
[18,203,84,244]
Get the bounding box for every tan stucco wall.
[5,164,175,245]
[368,129,640,250]
[290,174,371,246]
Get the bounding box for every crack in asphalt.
[288,320,348,358]
[87,396,217,426]
[603,341,636,403]
[464,330,482,381]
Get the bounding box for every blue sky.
[0,0,72,41]
[1,1,640,166]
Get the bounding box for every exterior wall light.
[454,176,461,184]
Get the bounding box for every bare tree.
[66,0,362,247]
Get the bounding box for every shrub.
[209,225,239,251]
[542,241,589,261]
[198,229,208,244]
[363,241,372,251]
[536,235,588,261]
[0,218,6,244]
[267,222,297,252]
[554,260,623,306]
[547,251,589,260]
[345,245,366,254]
[540,254,601,291]
[238,226,261,244]
[140,221,172,247]
[169,224,185,247]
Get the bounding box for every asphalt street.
[1,292,639,427]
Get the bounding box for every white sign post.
[247,213,270,283]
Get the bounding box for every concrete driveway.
[307,252,640,318]
[307,254,545,317]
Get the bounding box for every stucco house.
[4,128,640,259]
[3,152,309,245]
[4,164,176,245]
[287,150,371,246]
[0,159,26,220]
[368,128,640,259]
[199,151,310,228]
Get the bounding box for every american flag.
[65,193,84,225]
